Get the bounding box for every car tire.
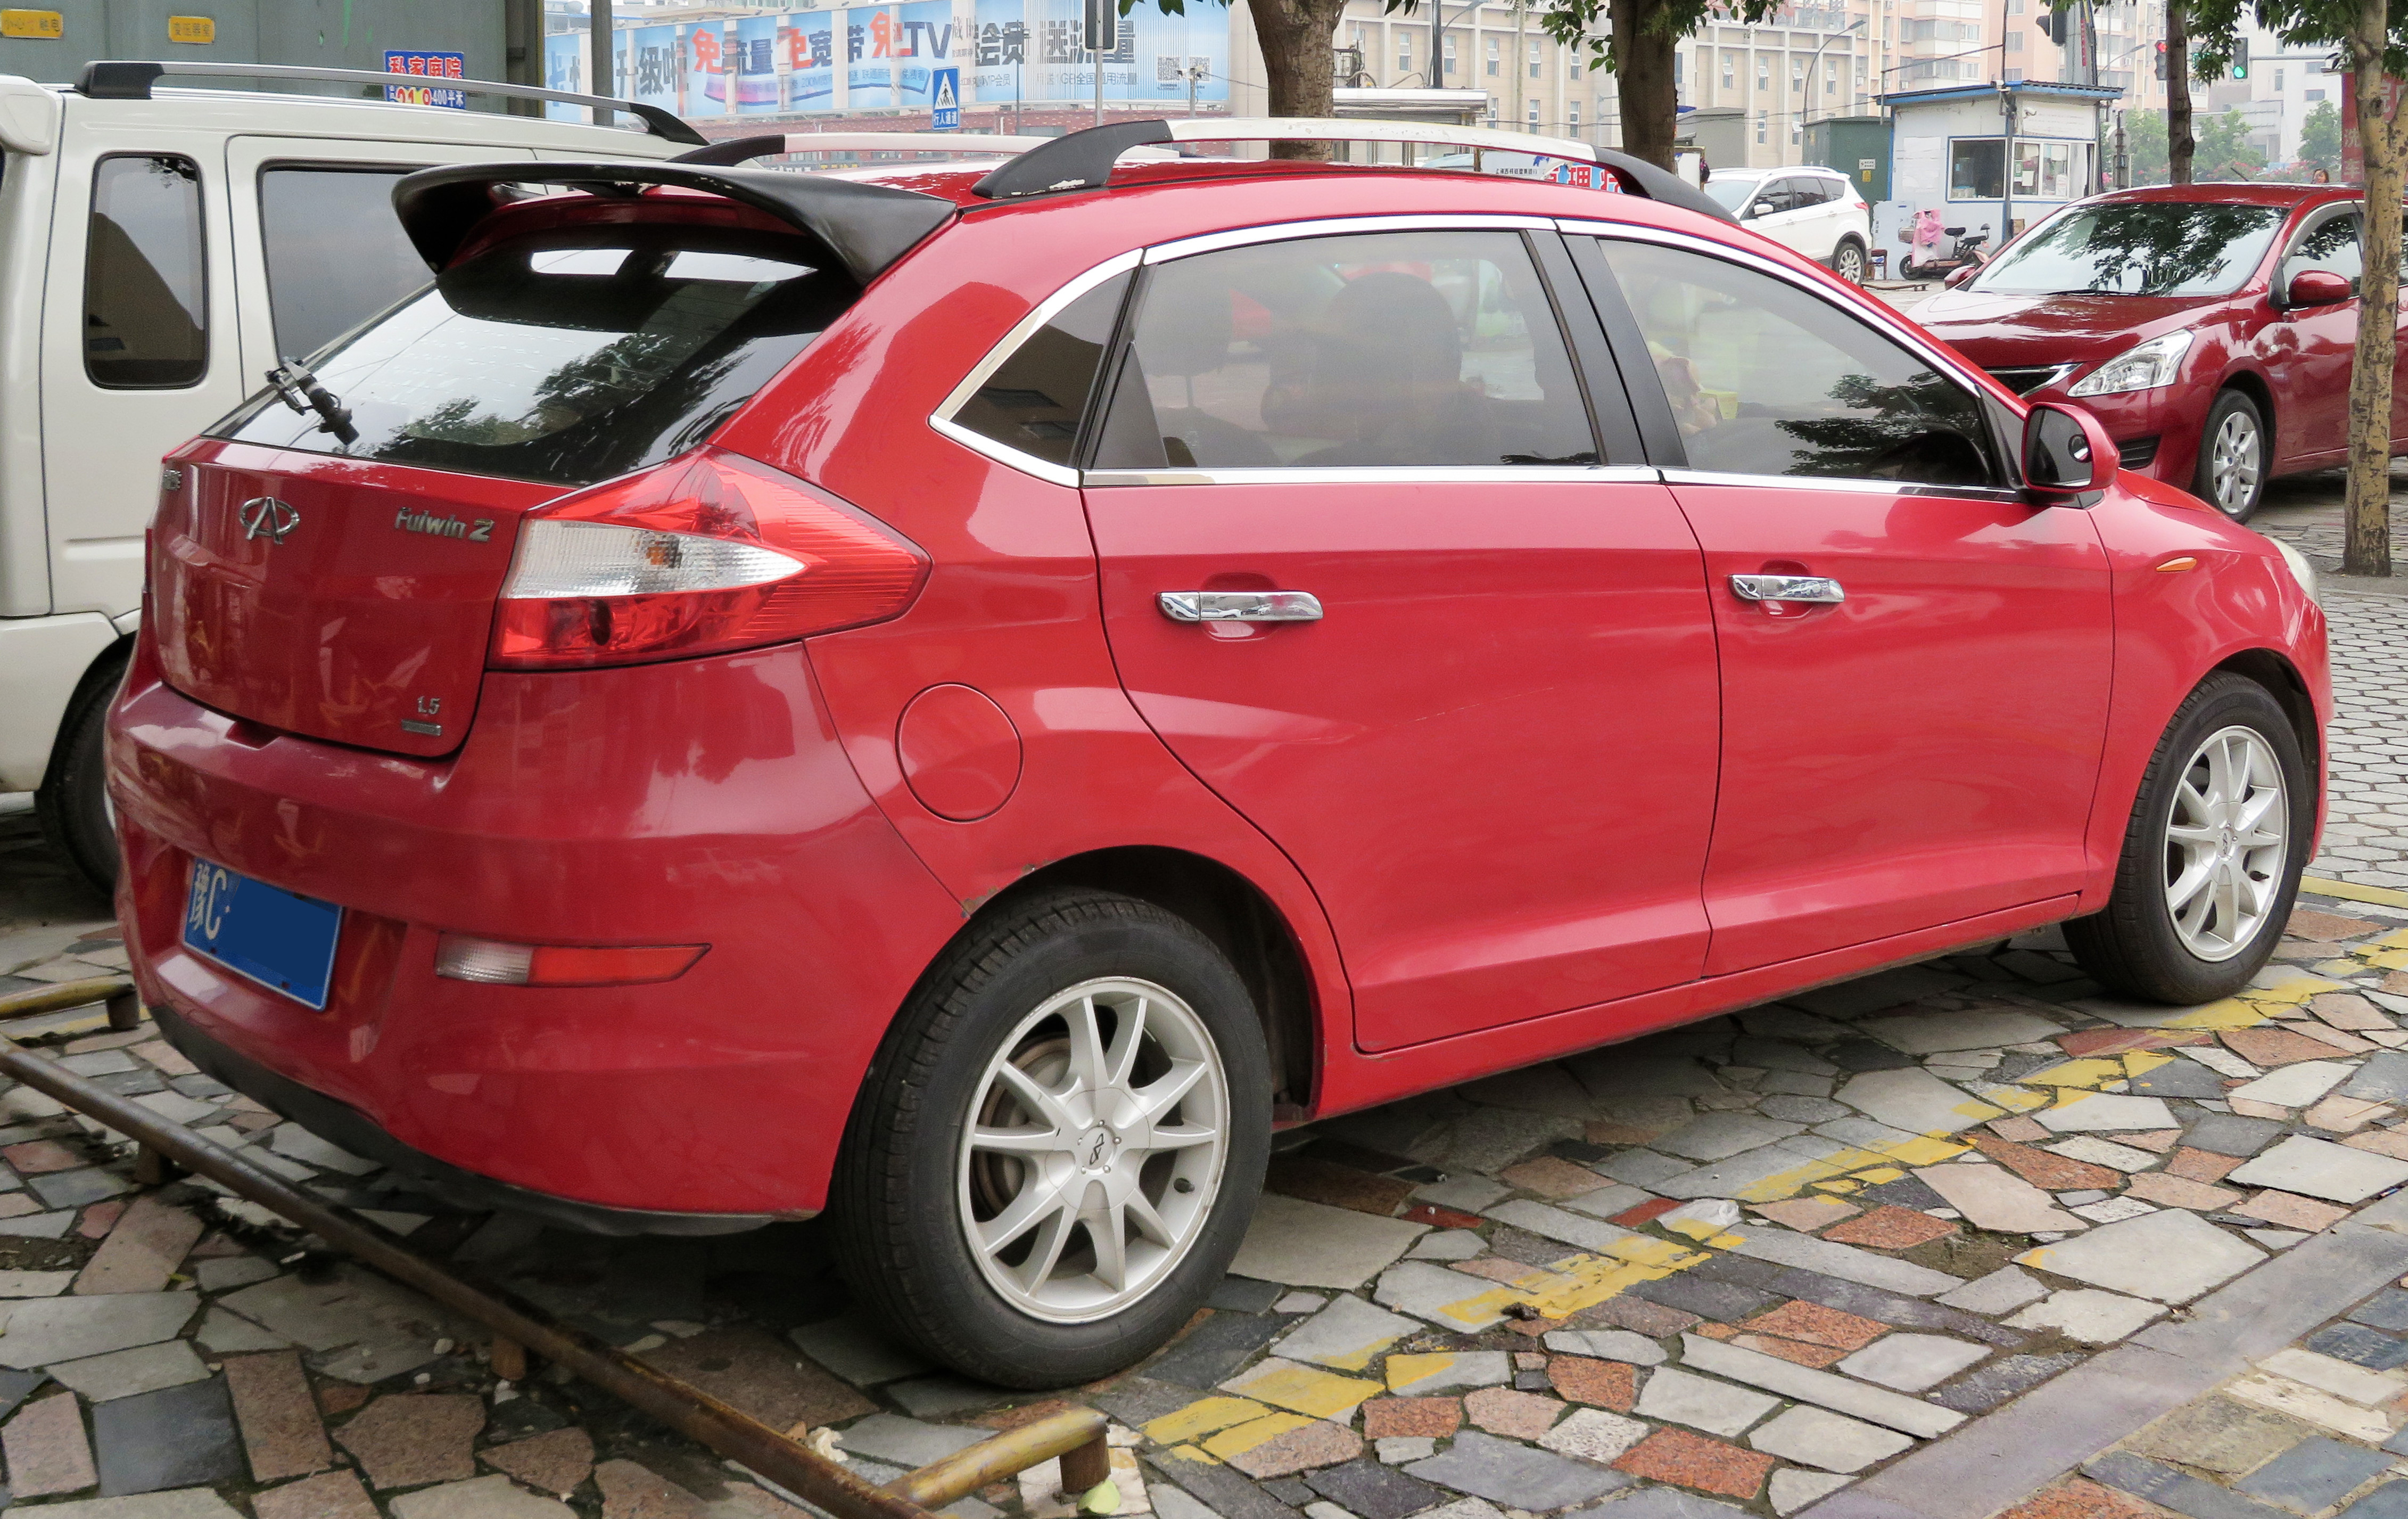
[34,643,129,899]
[2193,389,2267,522]
[829,888,1272,1388]
[2064,672,2311,1004]
[1830,237,1868,284]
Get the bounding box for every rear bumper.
[149,1000,771,1236]
[108,633,964,1221]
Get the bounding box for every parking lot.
[1,471,2405,1519]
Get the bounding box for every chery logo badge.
[238,497,300,544]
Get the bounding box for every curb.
[1796,1188,2408,1519]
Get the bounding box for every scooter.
[1900,212,1993,281]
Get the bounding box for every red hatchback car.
[110,120,2328,1385]
[1917,183,2389,522]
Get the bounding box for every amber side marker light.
[435,934,707,987]
[2156,556,2200,572]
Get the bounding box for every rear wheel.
[1830,237,1868,284]
[35,645,129,899]
[830,890,1271,1387]
[2193,389,2267,522]
[2065,673,2310,1004]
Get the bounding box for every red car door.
[2263,204,2361,468]
[1573,232,2113,975]
[1081,225,1721,1053]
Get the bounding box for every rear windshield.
[213,220,856,487]
[1969,201,2289,297]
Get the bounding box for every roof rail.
[968,117,1736,225]
[676,131,1186,167]
[75,60,706,146]
[392,161,953,285]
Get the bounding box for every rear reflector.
[490,449,926,670]
[435,934,707,987]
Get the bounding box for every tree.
[2167,3,2198,183]
[2301,96,2343,172]
[2189,0,2405,575]
[2195,108,2270,178]
[2124,108,2172,184]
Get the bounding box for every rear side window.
[946,273,1131,468]
[214,221,855,488]
[1094,229,1598,469]
[259,167,431,361]
[86,154,207,388]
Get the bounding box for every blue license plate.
[182,859,344,1011]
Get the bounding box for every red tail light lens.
[490,449,926,670]
[435,933,707,987]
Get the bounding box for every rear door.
[40,134,243,619]
[222,137,538,381]
[1569,226,2112,973]
[1078,221,1723,1053]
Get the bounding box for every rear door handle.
[1728,574,1844,604]
[1158,591,1325,623]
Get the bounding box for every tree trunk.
[1248,0,1345,158]
[2166,2,2194,185]
[1610,0,1677,169]
[2345,3,2397,577]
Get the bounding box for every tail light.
[490,449,926,670]
[435,933,706,987]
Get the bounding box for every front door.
[1082,224,1723,1053]
[1573,231,2114,975]
[2265,204,2361,469]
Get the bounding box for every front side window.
[2280,210,2363,292]
[259,167,430,362]
[1595,237,1997,488]
[86,154,207,388]
[1095,229,1597,470]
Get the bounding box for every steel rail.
[0,977,1109,1517]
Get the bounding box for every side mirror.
[1752,201,1776,219]
[1943,265,1977,288]
[2023,401,2119,504]
[2286,269,2354,307]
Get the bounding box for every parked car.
[111,119,2327,1387]
[1915,183,2388,522]
[1704,164,1872,282]
[0,60,697,894]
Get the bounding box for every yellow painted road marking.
[1224,1360,1381,1419]
[1200,1414,1314,1459]
[1144,1397,1272,1445]
[2303,876,2408,910]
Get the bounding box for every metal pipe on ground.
[0,977,1109,1519]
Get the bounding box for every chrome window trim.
[926,247,1144,483]
[1085,465,1665,488]
[1662,467,2025,505]
[1143,214,1555,266]
[1557,219,2022,498]
[1555,218,2007,410]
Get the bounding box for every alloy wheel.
[1834,243,1866,282]
[2162,724,2288,962]
[957,978,1230,1324]
[2208,408,2262,516]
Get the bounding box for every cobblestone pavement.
[1,496,2404,1519]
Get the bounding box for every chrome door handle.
[1158,591,1325,623]
[1729,574,1845,604]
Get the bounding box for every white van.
[0,62,694,892]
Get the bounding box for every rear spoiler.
[391,162,954,287]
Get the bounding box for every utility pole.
[590,0,613,112]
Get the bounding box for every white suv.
[1705,165,1873,282]
[0,62,693,892]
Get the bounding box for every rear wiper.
[265,359,358,446]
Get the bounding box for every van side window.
[947,273,1131,468]
[260,167,432,361]
[85,154,208,389]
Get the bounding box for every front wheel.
[1830,238,1868,284]
[2194,389,2267,522]
[830,890,1271,1387]
[2065,673,2311,1004]
[35,645,129,899]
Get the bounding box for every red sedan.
[109,121,2327,1384]
[1916,182,2381,522]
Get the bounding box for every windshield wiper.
[265,359,358,446]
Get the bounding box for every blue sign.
[930,65,961,128]
[183,859,345,1012]
[386,50,468,109]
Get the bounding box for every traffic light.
[2039,8,2070,45]
[2155,39,2167,78]
[2231,54,2249,78]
